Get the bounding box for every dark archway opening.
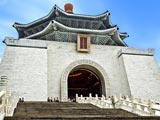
[68,69,102,99]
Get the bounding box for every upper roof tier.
[13,4,129,46]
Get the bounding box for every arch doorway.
[68,68,102,99]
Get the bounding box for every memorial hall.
[0,3,160,103]
[1,3,160,119]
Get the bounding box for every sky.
[0,0,160,64]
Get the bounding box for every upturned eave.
[26,20,127,46]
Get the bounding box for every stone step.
[14,109,136,117]
[14,108,136,116]
[4,116,160,120]
[13,102,137,117]
[5,102,160,120]
[16,102,97,109]
[14,102,137,117]
[16,102,96,106]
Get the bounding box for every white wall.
[0,45,47,101]
[122,54,160,102]
[47,41,130,98]
[0,39,159,102]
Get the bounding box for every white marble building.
[0,4,160,102]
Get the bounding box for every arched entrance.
[61,59,110,102]
[68,68,102,99]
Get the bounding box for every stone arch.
[61,59,110,102]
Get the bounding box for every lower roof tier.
[36,31,121,46]
[25,20,127,46]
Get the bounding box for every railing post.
[148,99,155,115]
[126,95,129,101]
[89,93,92,103]
[95,94,98,100]
[94,94,98,105]
[102,95,105,101]
[89,93,92,98]
[138,97,142,103]
[131,96,136,113]
[76,94,78,102]
[111,96,115,108]
[80,95,83,103]
[101,95,105,108]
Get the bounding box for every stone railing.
[76,94,160,116]
[5,92,19,116]
[118,97,160,116]
[0,91,5,120]
[0,91,19,118]
[0,76,19,118]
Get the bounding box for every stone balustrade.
[0,91,19,118]
[76,94,160,116]
[0,91,5,120]
[0,76,19,118]
[118,97,160,116]
[5,93,19,116]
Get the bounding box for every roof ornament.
[64,3,73,13]
[54,5,59,16]
[51,21,57,31]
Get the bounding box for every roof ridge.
[13,4,110,28]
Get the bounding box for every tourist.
[55,97,59,102]
[19,98,22,102]
[47,97,50,102]
[51,97,53,102]
[72,98,76,102]
[21,97,24,102]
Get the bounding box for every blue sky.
[0,0,160,64]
